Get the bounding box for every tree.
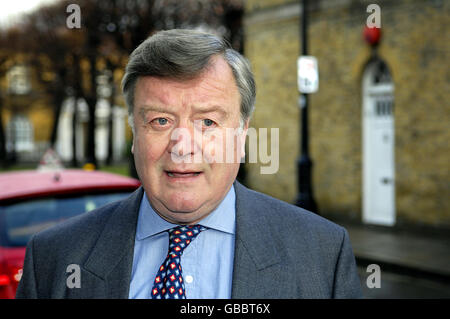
[0,55,7,166]
[2,0,244,170]
[0,26,37,166]
[21,2,75,149]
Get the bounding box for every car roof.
[0,169,141,202]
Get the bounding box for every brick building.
[243,0,449,230]
[0,55,129,165]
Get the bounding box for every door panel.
[363,78,395,226]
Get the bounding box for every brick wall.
[243,0,449,229]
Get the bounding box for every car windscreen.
[0,192,132,247]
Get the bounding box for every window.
[6,115,34,152]
[0,192,132,247]
[7,65,31,95]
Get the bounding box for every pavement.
[337,221,450,298]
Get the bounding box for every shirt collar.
[136,185,236,241]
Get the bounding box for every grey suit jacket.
[16,181,362,298]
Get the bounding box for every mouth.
[164,170,203,178]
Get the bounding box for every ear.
[239,119,249,158]
[128,115,136,155]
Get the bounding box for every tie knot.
[168,225,207,256]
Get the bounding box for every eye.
[203,119,215,127]
[151,118,168,126]
[157,118,168,125]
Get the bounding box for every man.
[16,29,362,299]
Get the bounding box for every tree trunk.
[106,62,116,165]
[49,89,65,148]
[71,96,78,167]
[85,97,97,168]
[0,98,6,167]
[71,54,81,168]
[85,55,98,168]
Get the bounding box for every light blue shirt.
[128,185,236,299]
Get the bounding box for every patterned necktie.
[151,224,207,299]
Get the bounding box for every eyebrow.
[138,106,174,120]
[138,105,229,118]
[140,105,171,113]
[193,105,229,119]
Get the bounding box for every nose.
[168,122,202,162]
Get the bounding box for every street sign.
[37,148,64,171]
[297,56,319,93]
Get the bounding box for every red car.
[0,169,140,299]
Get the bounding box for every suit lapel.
[231,182,295,298]
[82,187,143,298]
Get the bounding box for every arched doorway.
[362,58,395,226]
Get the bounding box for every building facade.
[0,56,129,166]
[243,0,449,230]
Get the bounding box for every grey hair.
[121,29,255,131]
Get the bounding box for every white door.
[362,61,395,226]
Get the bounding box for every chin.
[162,200,207,225]
[157,187,194,208]
[165,198,203,214]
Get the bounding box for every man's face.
[132,55,248,225]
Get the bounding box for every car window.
[0,192,132,247]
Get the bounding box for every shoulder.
[30,199,121,260]
[234,181,347,246]
[233,181,354,296]
[31,188,143,258]
[34,199,119,241]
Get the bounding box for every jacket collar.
[233,181,282,269]
[83,186,143,298]
[231,181,284,298]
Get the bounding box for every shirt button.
[185,275,193,284]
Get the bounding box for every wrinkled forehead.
[133,56,241,113]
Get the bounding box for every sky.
[0,0,60,28]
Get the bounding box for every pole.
[295,0,318,213]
